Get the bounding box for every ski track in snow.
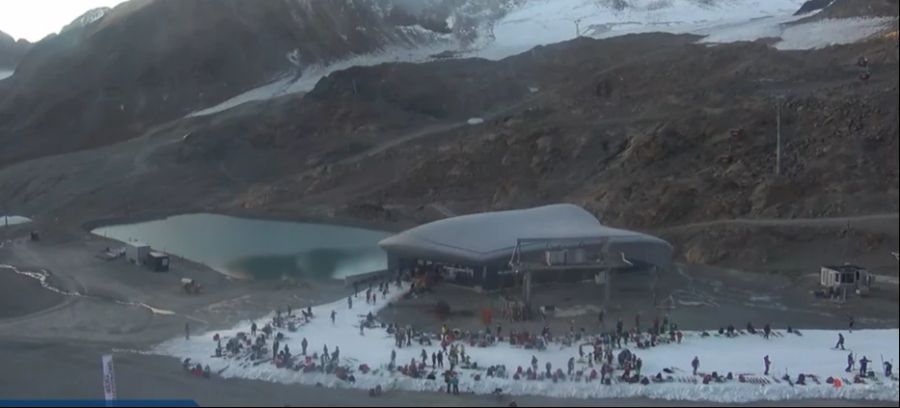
[1,215,31,227]
[153,282,899,403]
[186,43,451,118]
[0,264,177,316]
[187,0,895,118]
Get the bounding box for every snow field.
[154,282,898,403]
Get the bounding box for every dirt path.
[658,213,900,232]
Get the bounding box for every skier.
[348,296,353,310]
[885,361,893,378]
[390,349,397,367]
[301,337,308,355]
[764,355,771,376]
[568,357,575,376]
[846,352,854,373]
[532,355,538,371]
[421,349,428,365]
[251,322,257,336]
[860,356,870,377]
[692,356,700,376]
[332,346,340,363]
[437,350,444,368]
[545,361,552,377]
[763,323,771,340]
[273,340,280,360]
[331,310,336,324]
[835,333,845,350]
[432,352,437,368]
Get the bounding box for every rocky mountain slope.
[0,30,30,70]
[0,0,897,272]
[209,33,897,229]
[0,0,476,167]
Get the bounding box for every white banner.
[101,354,117,403]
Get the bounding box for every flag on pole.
[101,354,117,405]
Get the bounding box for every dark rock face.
[0,30,31,69]
[799,0,900,19]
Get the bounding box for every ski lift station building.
[378,204,673,291]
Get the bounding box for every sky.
[0,0,126,42]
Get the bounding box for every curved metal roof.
[379,204,672,267]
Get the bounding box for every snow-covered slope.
[473,0,808,58]
[60,7,112,33]
[188,42,451,117]
[775,17,896,50]
[187,0,896,117]
[154,285,899,403]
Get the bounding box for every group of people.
[194,278,895,399]
[845,351,894,378]
[717,322,773,339]
[182,358,211,379]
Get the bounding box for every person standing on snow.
[348,296,353,309]
[884,361,893,378]
[437,350,444,368]
[567,357,575,376]
[860,356,870,377]
[432,352,437,368]
[301,337,308,355]
[846,352,854,372]
[764,355,771,375]
[331,310,336,324]
[835,333,845,350]
[763,323,771,340]
[692,356,700,376]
